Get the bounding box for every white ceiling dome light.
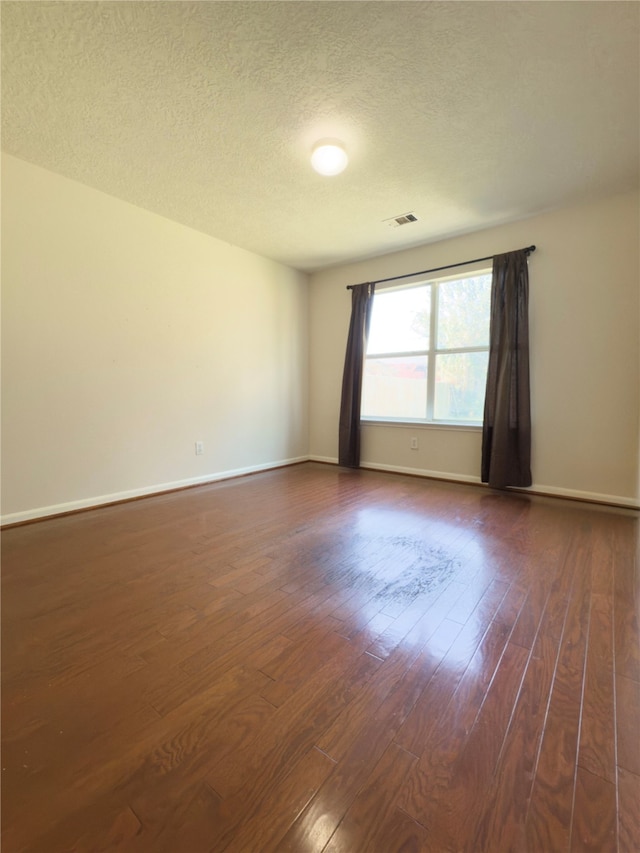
[311,140,348,176]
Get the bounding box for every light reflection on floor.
[316,505,495,666]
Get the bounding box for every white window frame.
[361,267,492,428]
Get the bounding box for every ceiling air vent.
[384,212,419,227]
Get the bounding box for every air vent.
[384,212,419,227]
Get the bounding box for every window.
[361,271,492,425]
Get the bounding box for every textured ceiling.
[2,1,639,272]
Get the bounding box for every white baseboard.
[4,455,637,525]
[1,455,310,525]
[514,482,639,510]
[308,456,639,509]
[361,460,483,485]
[309,455,481,484]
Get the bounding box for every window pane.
[437,275,491,349]
[434,352,488,421]
[367,287,430,354]
[362,356,428,419]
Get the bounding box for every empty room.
[2,2,639,851]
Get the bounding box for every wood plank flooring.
[2,462,638,852]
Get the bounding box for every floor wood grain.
[2,462,638,852]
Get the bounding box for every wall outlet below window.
[410,437,419,450]
[195,441,204,456]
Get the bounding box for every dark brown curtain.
[338,282,375,468]
[481,250,532,488]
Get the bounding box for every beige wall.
[309,191,640,505]
[3,154,638,518]
[1,154,309,521]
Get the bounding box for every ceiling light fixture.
[311,140,348,176]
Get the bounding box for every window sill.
[361,419,482,432]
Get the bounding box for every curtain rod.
[346,245,536,290]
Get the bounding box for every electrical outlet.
[195,441,204,456]
[410,437,419,450]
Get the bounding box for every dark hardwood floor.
[2,462,638,852]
